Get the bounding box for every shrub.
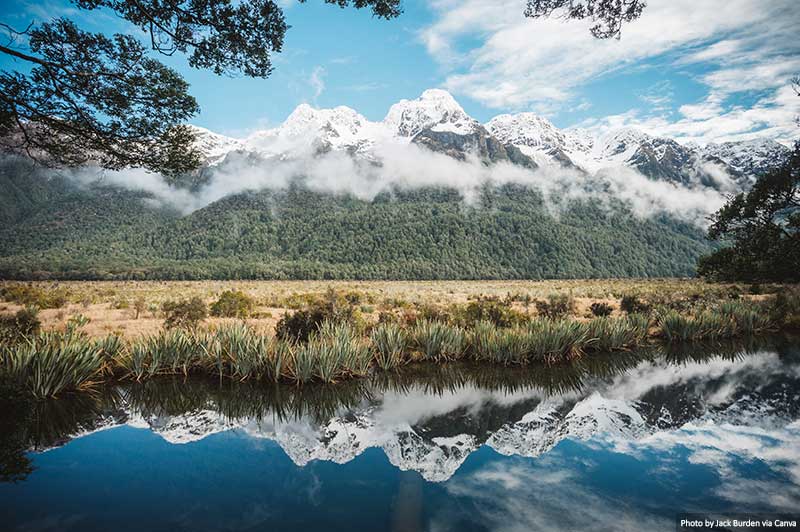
[589,302,614,317]
[0,284,69,309]
[133,297,146,319]
[275,289,363,342]
[276,307,327,343]
[456,297,527,328]
[162,297,207,330]
[210,290,255,318]
[620,294,651,314]
[0,307,41,344]
[535,294,575,319]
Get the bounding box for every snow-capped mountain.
[384,89,480,138]
[189,89,790,193]
[187,125,243,164]
[702,138,792,183]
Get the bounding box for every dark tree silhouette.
[0,1,402,175]
[698,143,800,282]
[525,0,646,38]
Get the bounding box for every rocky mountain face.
[190,90,791,192]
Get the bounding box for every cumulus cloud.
[420,0,800,145]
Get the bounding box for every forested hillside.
[0,167,713,280]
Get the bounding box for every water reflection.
[2,335,799,531]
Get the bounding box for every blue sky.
[2,0,799,144]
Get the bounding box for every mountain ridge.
[188,89,792,189]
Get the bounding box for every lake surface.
[2,337,800,531]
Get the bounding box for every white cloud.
[421,0,800,144]
[579,84,800,145]
[309,66,326,102]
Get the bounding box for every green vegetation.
[589,302,614,317]
[0,284,68,309]
[1,286,797,398]
[0,331,104,398]
[0,176,716,280]
[0,307,41,345]
[535,293,576,319]
[698,142,799,282]
[161,297,208,330]
[371,323,407,371]
[275,288,363,342]
[620,294,651,314]
[210,290,256,318]
[411,320,467,361]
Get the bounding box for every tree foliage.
[525,0,646,38]
[0,166,715,280]
[698,143,800,282]
[0,19,200,176]
[0,0,402,175]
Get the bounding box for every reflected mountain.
[3,335,800,483]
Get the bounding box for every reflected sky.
[1,336,799,531]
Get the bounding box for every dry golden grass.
[0,278,764,339]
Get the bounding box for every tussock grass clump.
[411,320,466,361]
[204,323,272,380]
[371,322,407,370]
[285,322,370,384]
[717,301,773,335]
[468,322,532,366]
[525,319,589,364]
[120,329,200,381]
[657,300,773,342]
[586,315,650,352]
[1,332,104,398]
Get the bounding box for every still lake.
[2,337,799,531]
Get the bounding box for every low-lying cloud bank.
[69,139,731,227]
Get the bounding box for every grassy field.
[2,278,797,397]
[0,278,768,339]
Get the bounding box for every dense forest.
[0,160,714,280]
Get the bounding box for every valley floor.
[0,278,770,339]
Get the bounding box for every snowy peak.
[280,104,369,138]
[596,128,656,161]
[486,113,563,148]
[702,138,791,179]
[187,125,243,161]
[384,88,478,137]
[486,113,582,168]
[242,103,379,155]
[186,88,790,191]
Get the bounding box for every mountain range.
[0,89,791,280]
[187,89,790,191]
